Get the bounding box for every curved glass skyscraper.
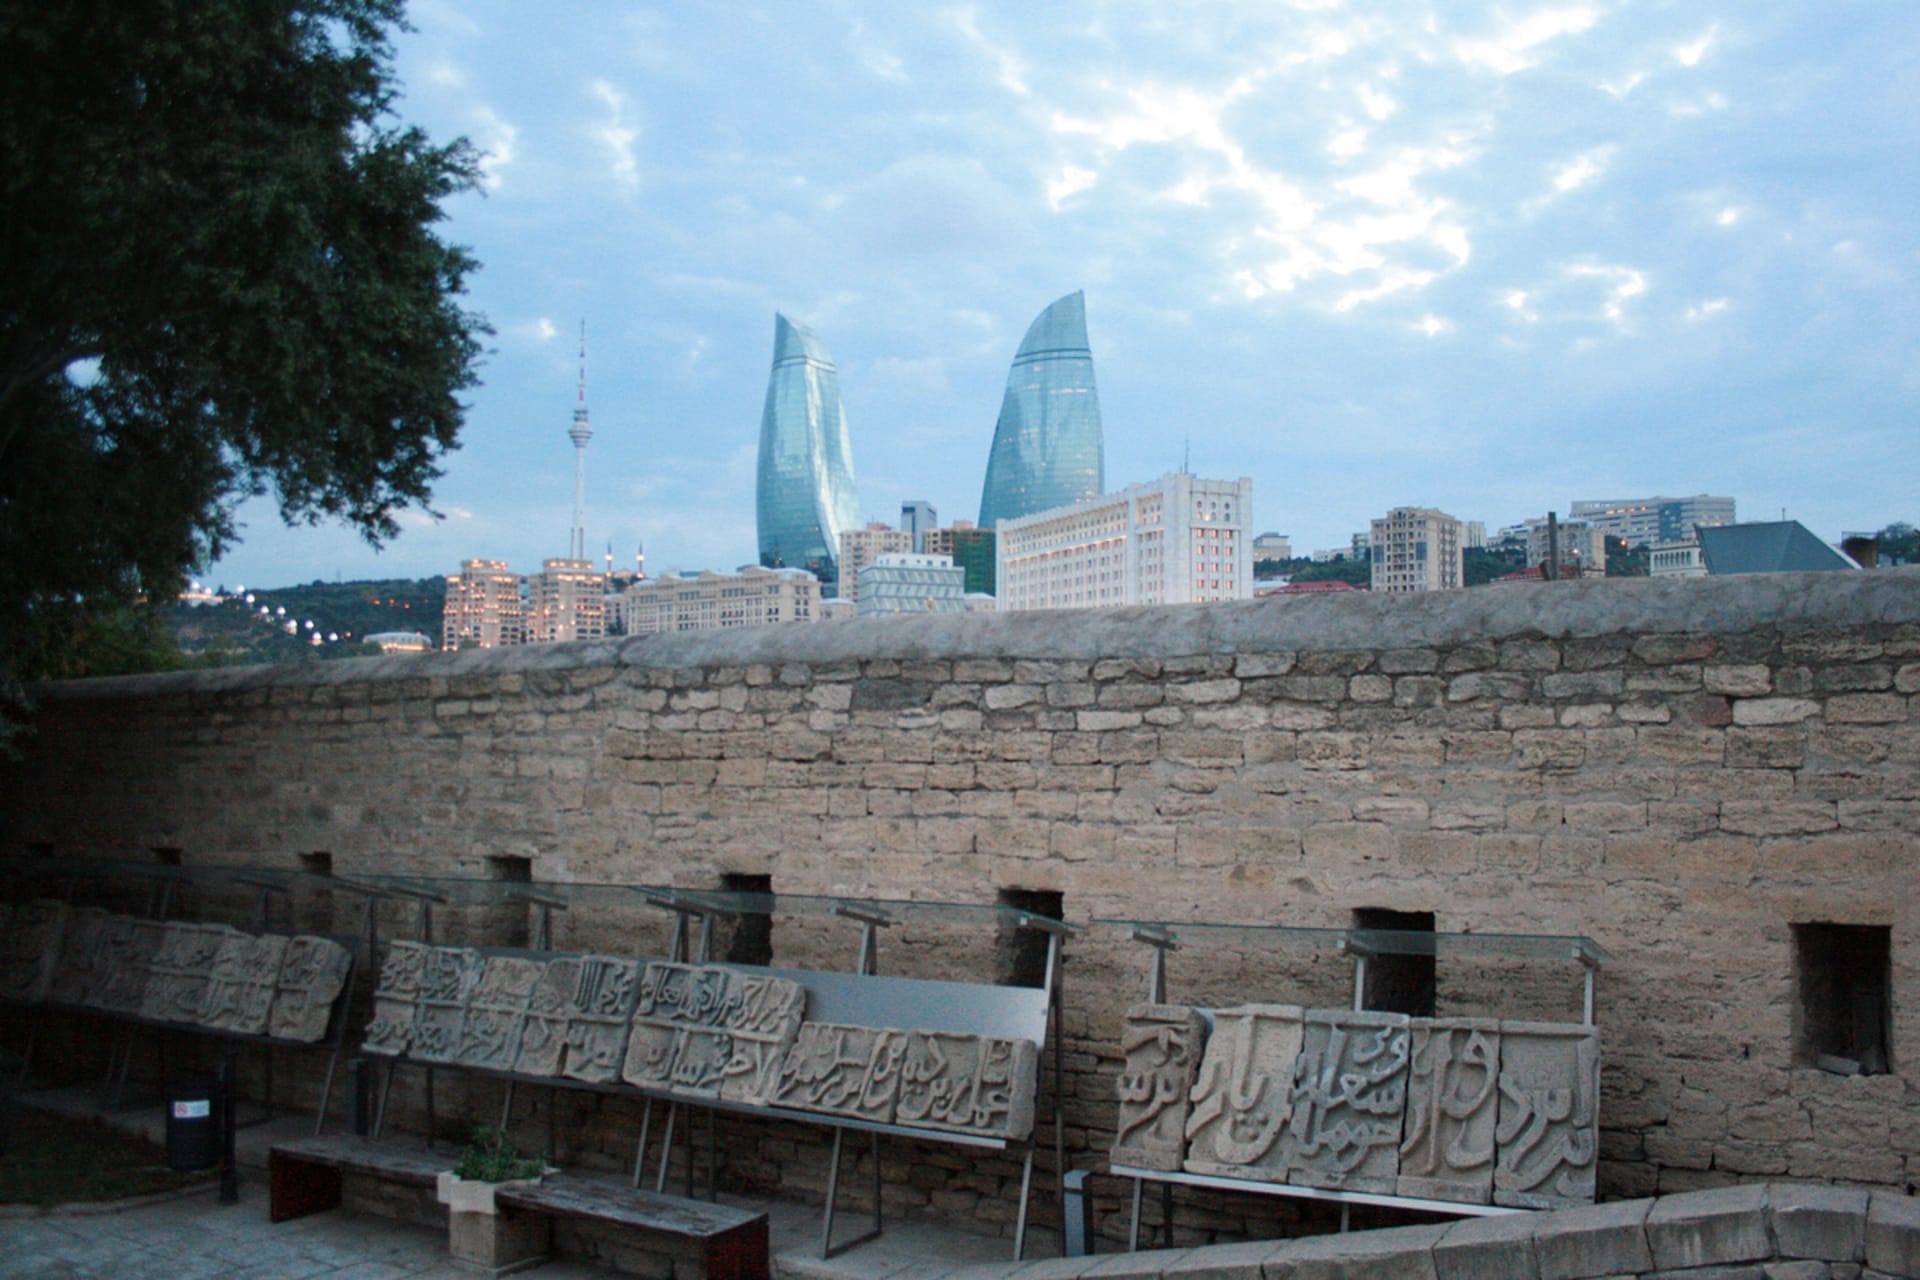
[756,314,859,593]
[978,291,1104,528]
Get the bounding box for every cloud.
[509,318,559,344]
[470,105,518,191]
[1673,26,1717,68]
[424,59,466,90]
[1414,313,1454,337]
[1551,145,1615,194]
[1566,262,1648,327]
[949,5,1029,96]
[1047,165,1098,210]
[1452,6,1602,76]
[588,80,640,190]
[1684,298,1729,322]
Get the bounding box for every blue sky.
[206,1,1920,590]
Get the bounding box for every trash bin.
[165,1074,222,1172]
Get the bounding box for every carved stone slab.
[559,955,642,1083]
[896,1031,1037,1139]
[1276,1008,1410,1193]
[515,956,579,1076]
[621,964,808,1102]
[0,899,68,1003]
[1493,1020,1600,1209]
[1398,1017,1501,1203]
[454,955,548,1070]
[717,972,808,1105]
[411,946,483,1063]
[202,932,290,1036]
[269,935,352,1043]
[93,918,165,1015]
[46,907,110,1007]
[772,1023,908,1123]
[1183,1004,1304,1182]
[141,922,237,1024]
[363,940,429,1057]
[1110,1004,1207,1171]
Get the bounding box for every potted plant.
[436,1124,552,1275]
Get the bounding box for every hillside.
[169,577,445,664]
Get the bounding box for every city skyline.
[200,2,1919,591]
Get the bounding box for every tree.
[0,1,485,704]
[1876,523,1918,566]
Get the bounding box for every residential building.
[900,500,939,550]
[756,314,859,595]
[1569,495,1736,548]
[978,291,1104,528]
[1369,507,1465,593]
[442,559,523,650]
[525,559,606,644]
[857,553,968,617]
[836,524,914,604]
[1524,517,1607,576]
[996,473,1253,611]
[617,565,820,635]
[1464,521,1487,549]
[1252,532,1292,562]
[922,522,997,595]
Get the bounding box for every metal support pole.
[655,1104,679,1194]
[1128,1177,1144,1252]
[219,1041,239,1205]
[499,1080,517,1133]
[633,1097,656,1189]
[1013,1143,1037,1260]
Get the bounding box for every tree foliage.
[0,0,485,694]
[1876,522,1918,566]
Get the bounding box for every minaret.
[568,320,592,562]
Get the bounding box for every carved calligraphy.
[0,899,68,1003]
[411,946,483,1063]
[772,1023,907,1123]
[140,922,236,1024]
[1398,1017,1500,1203]
[620,963,808,1102]
[202,932,290,1036]
[1274,1009,1410,1193]
[896,1031,1037,1140]
[559,955,642,1083]
[1182,1004,1303,1182]
[1493,1020,1600,1209]
[454,956,548,1071]
[93,919,165,1015]
[268,935,353,1043]
[514,956,580,1076]
[363,940,429,1057]
[1111,1004,1209,1171]
[46,907,109,1007]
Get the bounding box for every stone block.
[363,939,428,1057]
[1158,1239,1282,1280]
[1266,1222,1449,1280]
[268,934,353,1043]
[1276,1009,1410,1193]
[1433,1210,1541,1280]
[1113,1004,1209,1171]
[1182,1004,1302,1182]
[1495,1021,1600,1209]
[1400,1018,1501,1204]
[1771,1183,1869,1262]
[1760,1263,1831,1280]
[772,1023,907,1124]
[1825,694,1906,725]
[1706,665,1774,697]
[1532,1197,1653,1280]
[1645,1182,1772,1269]
[895,1031,1038,1140]
[1733,698,1821,726]
[1865,1191,1920,1276]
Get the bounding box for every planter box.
[436,1172,552,1276]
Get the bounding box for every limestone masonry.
[4,568,1919,1238]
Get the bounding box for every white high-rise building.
[836,524,914,604]
[996,473,1253,612]
[525,559,606,644]
[442,560,524,650]
[1569,495,1735,548]
[1369,507,1465,593]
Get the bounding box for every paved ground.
[3,1088,1051,1280]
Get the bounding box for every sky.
[206,1,1920,591]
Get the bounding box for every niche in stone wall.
[486,855,533,948]
[998,888,1063,989]
[1794,922,1891,1075]
[296,852,334,933]
[722,872,774,966]
[1354,907,1436,1018]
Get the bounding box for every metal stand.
[820,1126,883,1258]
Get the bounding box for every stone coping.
[954,1182,1920,1280]
[31,567,1920,701]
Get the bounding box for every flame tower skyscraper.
[755,314,859,595]
[978,291,1104,528]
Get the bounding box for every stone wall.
[4,569,1919,1239]
[955,1183,1920,1280]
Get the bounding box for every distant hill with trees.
[169,577,445,665]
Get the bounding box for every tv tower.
[568,320,592,562]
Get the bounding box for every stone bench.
[269,1136,770,1280]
